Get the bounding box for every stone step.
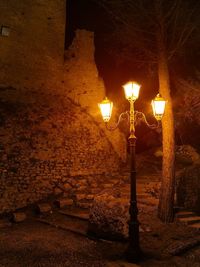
[122,182,160,190]
[121,186,146,192]
[12,212,27,223]
[120,194,159,206]
[37,211,88,236]
[175,211,196,219]
[178,216,200,225]
[164,237,200,256]
[102,183,114,189]
[76,201,92,209]
[124,181,159,185]
[138,203,157,212]
[90,188,102,194]
[137,194,152,199]
[120,191,145,197]
[36,203,52,214]
[173,206,186,213]
[109,179,120,185]
[85,194,94,201]
[189,222,200,230]
[59,207,89,221]
[119,194,129,199]
[137,197,159,206]
[75,194,87,201]
[109,198,129,205]
[120,193,157,200]
[120,192,149,198]
[0,219,12,228]
[54,198,74,209]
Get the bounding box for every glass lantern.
[123,81,141,101]
[98,97,113,122]
[151,94,166,120]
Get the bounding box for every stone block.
[77,202,92,209]
[103,183,113,188]
[90,188,101,194]
[85,194,94,200]
[37,203,52,213]
[0,219,12,228]
[76,186,87,192]
[12,212,27,223]
[76,194,86,201]
[54,187,62,195]
[78,179,87,185]
[55,198,73,208]
[63,183,72,190]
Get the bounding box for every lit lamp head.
[123,81,141,101]
[151,94,166,120]
[98,97,113,122]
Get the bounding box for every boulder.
[176,162,200,213]
[174,79,200,151]
[153,148,163,158]
[176,145,200,166]
[88,189,129,241]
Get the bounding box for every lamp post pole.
[126,99,141,262]
[98,81,166,263]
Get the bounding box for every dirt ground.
[0,208,200,267]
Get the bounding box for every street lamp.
[98,81,166,263]
[98,97,113,122]
[151,93,166,121]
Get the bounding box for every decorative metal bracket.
[105,111,129,131]
[134,111,160,129]
[105,110,160,131]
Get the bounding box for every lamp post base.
[125,219,142,263]
[125,245,143,263]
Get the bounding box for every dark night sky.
[66,0,160,114]
[66,0,200,119]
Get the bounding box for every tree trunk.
[157,44,175,222]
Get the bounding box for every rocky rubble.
[88,189,129,240]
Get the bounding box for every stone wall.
[0,0,65,91]
[0,1,126,214]
[63,30,126,161]
[0,91,122,213]
[0,0,126,160]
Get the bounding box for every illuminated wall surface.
[0,0,65,91]
[0,0,125,213]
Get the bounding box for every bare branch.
[92,0,199,63]
[168,24,196,60]
[163,0,181,22]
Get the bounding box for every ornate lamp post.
[99,81,166,263]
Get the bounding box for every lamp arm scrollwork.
[134,111,160,129]
[105,111,129,131]
[105,110,160,131]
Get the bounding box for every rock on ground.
[88,189,129,241]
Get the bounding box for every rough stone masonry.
[0,0,126,214]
